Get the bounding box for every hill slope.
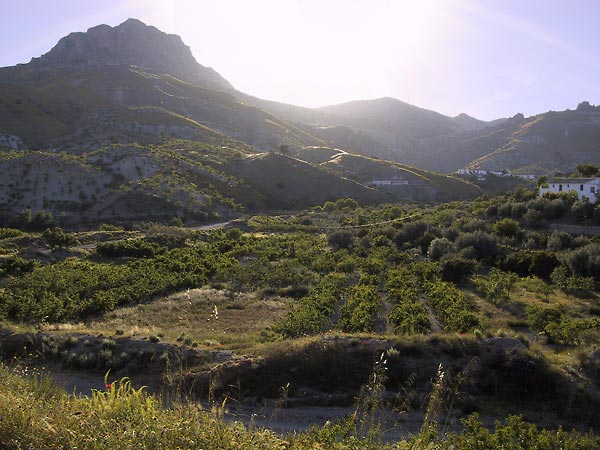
[0,18,484,225]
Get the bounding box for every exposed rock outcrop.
[31,18,232,91]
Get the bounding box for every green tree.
[575,163,599,177]
[536,176,548,188]
[493,218,522,238]
[327,230,354,250]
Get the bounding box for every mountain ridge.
[1,18,232,92]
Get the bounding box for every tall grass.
[0,362,597,449]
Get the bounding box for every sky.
[1,0,599,121]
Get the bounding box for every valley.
[1,16,600,450]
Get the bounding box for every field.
[1,189,600,447]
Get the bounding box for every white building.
[539,177,600,202]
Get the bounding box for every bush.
[500,249,559,279]
[425,281,479,332]
[0,255,38,277]
[338,284,380,332]
[0,228,24,239]
[96,239,162,258]
[98,223,124,231]
[561,244,600,281]
[42,227,79,250]
[493,218,522,238]
[427,237,453,261]
[394,220,428,246]
[440,257,476,283]
[446,414,599,449]
[327,230,354,250]
[547,230,572,251]
[572,198,595,222]
[454,231,500,262]
[474,269,519,302]
[275,273,348,338]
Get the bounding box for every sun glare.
[135,0,450,108]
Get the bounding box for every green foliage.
[561,243,600,281]
[98,223,125,231]
[96,239,163,258]
[0,255,38,278]
[11,209,55,231]
[526,304,600,345]
[572,197,595,222]
[327,230,354,250]
[454,230,500,262]
[575,163,600,177]
[445,413,599,449]
[0,228,24,239]
[492,217,522,238]
[338,284,380,333]
[500,249,559,279]
[0,247,211,321]
[42,227,79,250]
[394,220,430,250]
[440,257,476,283]
[425,281,480,332]
[321,197,360,212]
[427,237,452,261]
[550,265,570,288]
[385,267,431,334]
[526,304,564,331]
[474,268,519,302]
[275,273,348,338]
[3,362,597,449]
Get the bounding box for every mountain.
[0,19,484,224]
[311,97,507,165]
[466,108,600,173]
[308,97,600,175]
[451,113,492,131]
[1,18,232,91]
[0,18,326,152]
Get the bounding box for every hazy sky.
[2,0,599,120]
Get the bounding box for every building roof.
[551,177,600,184]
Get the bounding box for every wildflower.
[105,383,112,390]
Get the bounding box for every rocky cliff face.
[30,18,232,91]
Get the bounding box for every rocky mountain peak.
[31,18,232,91]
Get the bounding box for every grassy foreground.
[0,363,598,450]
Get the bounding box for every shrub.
[493,218,521,238]
[425,281,479,332]
[327,230,354,250]
[338,284,380,333]
[572,198,595,222]
[427,237,453,261]
[474,269,519,302]
[0,228,24,239]
[561,244,600,280]
[454,231,499,262]
[0,255,38,277]
[440,257,476,283]
[500,249,559,279]
[394,220,428,247]
[96,239,162,258]
[98,223,124,231]
[547,230,572,251]
[42,227,79,250]
[275,273,348,338]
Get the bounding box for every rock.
[32,18,232,91]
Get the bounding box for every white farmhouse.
[539,177,600,202]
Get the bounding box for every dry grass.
[79,287,291,350]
